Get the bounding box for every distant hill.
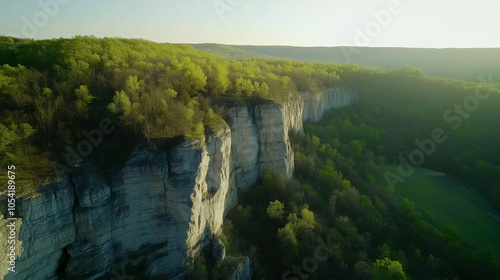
[191,43,273,60]
[192,44,500,83]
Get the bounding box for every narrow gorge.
[1,88,357,280]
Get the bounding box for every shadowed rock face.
[1,178,75,280]
[0,88,356,280]
[225,101,296,213]
[301,88,359,123]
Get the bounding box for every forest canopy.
[1,36,500,279]
[1,36,499,193]
[0,36,342,179]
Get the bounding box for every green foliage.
[231,205,252,229]
[341,65,500,212]
[255,81,269,96]
[123,75,144,102]
[224,82,500,279]
[373,258,407,280]
[189,255,208,279]
[205,62,230,95]
[266,200,285,220]
[74,85,93,118]
[379,243,391,259]
[277,223,298,247]
[1,36,500,279]
[0,122,19,164]
[300,208,315,225]
[348,139,363,158]
[108,90,131,115]
[203,108,226,130]
[234,77,254,96]
[0,36,354,163]
[440,224,462,242]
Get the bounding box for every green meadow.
[385,164,500,259]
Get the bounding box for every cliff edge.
[0,88,357,280]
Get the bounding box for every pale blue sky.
[1,0,499,48]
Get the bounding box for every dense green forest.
[1,37,500,279]
[341,66,500,213]
[193,44,500,83]
[0,36,340,187]
[214,108,500,279]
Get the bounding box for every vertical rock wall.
[301,88,358,123]
[0,88,357,280]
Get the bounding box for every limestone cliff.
[0,88,356,280]
[301,88,358,122]
[2,127,232,280]
[225,98,300,212]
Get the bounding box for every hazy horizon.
[1,0,499,48]
[2,2,500,279]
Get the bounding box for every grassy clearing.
[384,164,500,259]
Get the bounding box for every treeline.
[218,108,500,280]
[0,36,342,174]
[1,36,500,278]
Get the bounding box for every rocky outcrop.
[1,178,75,280]
[1,127,232,280]
[0,88,357,279]
[281,93,305,135]
[224,98,299,212]
[301,88,358,123]
[212,236,226,262]
[220,256,253,280]
[224,89,357,212]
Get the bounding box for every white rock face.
[1,178,76,280]
[225,104,260,211]
[65,127,232,279]
[225,98,300,212]
[301,88,358,123]
[0,88,356,280]
[1,128,232,280]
